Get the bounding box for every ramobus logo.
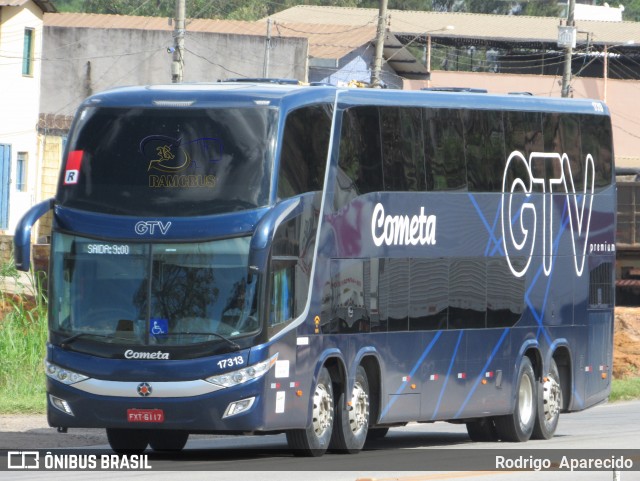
[371,203,437,247]
[124,350,170,360]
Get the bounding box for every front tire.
[330,365,370,453]
[532,358,562,440]
[149,431,189,452]
[106,428,149,455]
[494,356,536,442]
[286,367,334,456]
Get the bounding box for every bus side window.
[423,109,467,191]
[581,115,613,189]
[334,107,383,211]
[464,109,504,192]
[504,111,543,191]
[379,107,426,192]
[278,104,332,199]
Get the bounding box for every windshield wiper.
[163,332,241,350]
[60,332,132,349]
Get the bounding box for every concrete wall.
[40,26,309,116]
[406,71,640,169]
[0,2,44,234]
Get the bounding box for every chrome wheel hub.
[312,383,333,437]
[542,375,562,422]
[349,381,369,436]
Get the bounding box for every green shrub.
[0,263,48,414]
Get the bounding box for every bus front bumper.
[46,377,269,433]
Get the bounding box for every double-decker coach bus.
[14,82,615,456]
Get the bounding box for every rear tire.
[106,428,149,455]
[149,431,189,452]
[532,358,562,440]
[365,427,389,443]
[330,365,370,453]
[286,367,334,457]
[466,417,498,442]
[494,356,536,442]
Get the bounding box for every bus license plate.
[127,409,164,423]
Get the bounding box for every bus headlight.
[205,353,278,388]
[44,360,89,385]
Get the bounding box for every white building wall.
[0,2,44,234]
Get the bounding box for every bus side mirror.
[13,198,55,271]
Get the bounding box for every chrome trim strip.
[72,378,224,398]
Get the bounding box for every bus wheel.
[465,417,498,442]
[494,356,536,442]
[149,431,189,452]
[286,366,334,456]
[106,428,149,455]
[331,365,370,453]
[532,358,562,440]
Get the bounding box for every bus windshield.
[51,233,260,347]
[56,106,277,216]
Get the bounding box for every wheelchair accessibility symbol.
[150,318,168,335]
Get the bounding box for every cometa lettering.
[124,350,170,360]
[371,203,436,247]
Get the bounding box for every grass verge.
[0,263,48,414]
[610,377,640,402]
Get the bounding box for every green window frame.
[22,28,34,76]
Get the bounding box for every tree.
[622,0,640,22]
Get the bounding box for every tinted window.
[380,107,426,191]
[581,115,613,189]
[448,258,486,329]
[58,106,276,216]
[409,258,448,331]
[336,107,383,208]
[504,111,543,192]
[463,110,505,192]
[424,109,466,191]
[486,257,525,328]
[278,104,332,198]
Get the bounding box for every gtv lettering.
[501,151,594,278]
[134,220,172,235]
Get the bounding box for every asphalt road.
[3,400,640,481]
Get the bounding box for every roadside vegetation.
[0,258,48,413]
[611,377,640,402]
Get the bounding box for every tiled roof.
[267,5,640,48]
[44,13,375,59]
[0,0,56,12]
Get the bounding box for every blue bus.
[15,82,615,456]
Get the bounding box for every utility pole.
[561,0,575,97]
[371,0,388,88]
[263,18,272,78]
[171,0,185,83]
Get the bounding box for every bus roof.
[82,82,609,117]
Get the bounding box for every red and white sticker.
[64,150,84,185]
